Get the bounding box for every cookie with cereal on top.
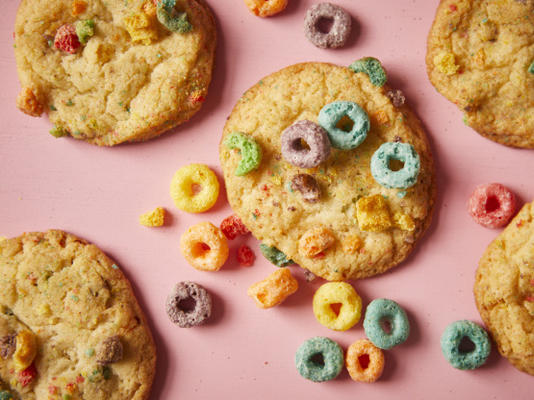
[219,61,436,281]
[426,0,534,148]
[14,0,216,146]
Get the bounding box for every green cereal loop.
[295,337,344,382]
[349,57,387,87]
[370,142,420,189]
[0,391,13,400]
[49,125,68,138]
[259,244,294,267]
[529,60,534,74]
[224,132,262,176]
[440,320,491,370]
[75,20,95,44]
[157,0,192,33]
[363,298,410,350]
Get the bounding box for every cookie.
[0,230,156,399]
[474,200,534,375]
[220,62,435,281]
[426,0,534,148]
[14,0,216,146]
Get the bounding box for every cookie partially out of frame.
[220,62,435,281]
[427,0,534,148]
[475,201,534,375]
[14,0,216,146]
[0,230,156,399]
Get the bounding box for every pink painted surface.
[1,0,533,398]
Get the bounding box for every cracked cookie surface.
[0,230,156,399]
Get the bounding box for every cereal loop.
[370,142,421,189]
[318,101,370,150]
[363,298,410,350]
[440,320,491,370]
[259,244,294,267]
[170,164,220,213]
[224,132,262,176]
[244,0,288,17]
[75,19,94,44]
[304,3,351,49]
[13,331,37,372]
[349,57,387,87]
[295,337,344,382]
[356,194,392,232]
[166,281,212,327]
[180,222,229,271]
[157,0,192,33]
[291,174,321,203]
[220,214,249,240]
[247,268,298,308]
[237,245,255,266]
[281,120,331,168]
[313,282,362,331]
[54,24,81,54]
[298,226,335,257]
[467,183,516,228]
[96,336,123,365]
[346,339,385,383]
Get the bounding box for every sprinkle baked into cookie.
[14,0,216,146]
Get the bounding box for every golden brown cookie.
[220,62,435,281]
[427,0,534,148]
[475,200,534,375]
[14,0,216,146]
[0,230,156,399]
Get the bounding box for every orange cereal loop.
[72,0,87,16]
[16,87,43,117]
[346,339,385,383]
[180,222,229,271]
[244,0,288,17]
[247,268,298,309]
[298,226,335,257]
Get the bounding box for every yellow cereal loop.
[13,330,37,371]
[170,164,220,213]
[342,234,363,254]
[346,339,385,382]
[124,12,158,45]
[433,52,460,75]
[312,282,362,331]
[298,226,335,257]
[393,212,415,231]
[247,268,298,309]
[139,207,166,227]
[356,194,392,232]
[180,222,228,271]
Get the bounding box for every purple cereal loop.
[281,120,331,168]
[166,281,212,328]
[291,174,321,203]
[304,3,351,49]
[386,90,405,108]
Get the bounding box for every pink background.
[1,0,533,398]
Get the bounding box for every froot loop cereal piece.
[393,212,416,232]
[318,101,370,150]
[180,222,229,271]
[17,363,37,388]
[291,174,321,203]
[13,330,37,372]
[224,132,262,176]
[386,89,405,107]
[467,183,516,228]
[259,243,294,267]
[312,282,362,331]
[49,125,68,138]
[529,60,534,74]
[298,226,335,257]
[72,0,88,16]
[96,336,123,365]
[345,339,385,382]
[139,206,166,227]
[124,11,158,45]
[75,19,94,44]
[247,267,298,308]
[237,244,255,266]
[0,390,14,400]
[16,87,43,117]
[295,337,344,382]
[157,0,192,33]
[440,320,491,370]
[342,234,363,254]
[165,281,212,327]
[54,24,81,54]
[170,164,220,213]
[433,51,460,75]
[370,142,421,189]
[363,298,410,350]
[244,0,288,17]
[220,214,250,240]
[349,57,387,87]
[281,120,331,168]
[304,3,351,49]
[356,194,392,232]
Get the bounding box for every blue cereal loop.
[157,0,192,33]
[363,298,410,350]
[295,337,344,382]
[440,320,491,370]
[370,142,420,189]
[317,101,370,150]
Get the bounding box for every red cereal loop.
[467,183,516,228]
[54,24,80,54]
[237,245,255,266]
[220,215,250,240]
[19,363,37,387]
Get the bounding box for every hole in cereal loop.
[485,196,500,213]
[336,115,354,132]
[380,318,393,334]
[192,242,211,257]
[330,302,342,316]
[388,158,405,172]
[310,353,325,367]
[316,17,334,33]
[191,183,202,195]
[358,353,370,369]
[177,297,197,313]
[458,336,476,354]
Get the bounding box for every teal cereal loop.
[224,132,262,176]
[157,0,192,33]
[259,244,293,267]
[75,20,95,44]
[349,57,387,87]
[295,337,344,382]
[0,391,13,400]
[317,101,370,150]
[529,60,534,74]
[363,298,410,350]
[440,320,491,370]
[370,142,420,189]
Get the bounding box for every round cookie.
[426,0,534,148]
[0,230,156,399]
[474,200,534,375]
[14,0,216,146]
[220,62,435,281]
